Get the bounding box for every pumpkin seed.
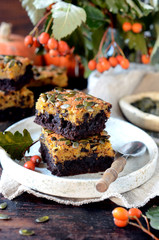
[76,104,84,109]
[35,216,49,223]
[0,214,11,220]
[66,93,76,97]
[41,94,47,102]
[8,59,16,68]
[86,106,94,112]
[19,229,35,236]
[48,95,55,104]
[99,139,105,144]
[54,87,63,92]
[72,142,79,148]
[59,138,66,141]
[60,104,70,109]
[4,55,15,64]
[57,95,66,101]
[65,140,71,145]
[75,97,82,101]
[0,202,7,210]
[83,101,95,107]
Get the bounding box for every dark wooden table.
[0,1,159,239]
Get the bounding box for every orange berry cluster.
[24,155,42,171]
[88,55,130,73]
[122,22,142,33]
[24,32,71,57]
[112,207,142,227]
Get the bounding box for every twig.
[23,139,40,161]
[30,11,52,35]
[129,221,159,240]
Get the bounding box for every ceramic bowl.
[119,92,159,131]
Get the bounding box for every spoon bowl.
[118,141,147,158]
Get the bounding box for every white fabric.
[1,63,159,206]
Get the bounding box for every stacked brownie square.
[34,88,115,176]
[0,55,34,121]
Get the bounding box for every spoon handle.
[96,156,127,192]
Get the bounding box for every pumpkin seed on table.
[0,213,11,220]
[0,202,7,210]
[19,229,35,236]
[35,215,50,223]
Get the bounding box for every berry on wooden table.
[114,218,128,227]
[128,208,142,219]
[112,207,129,221]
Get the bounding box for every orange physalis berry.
[109,57,118,67]
[141,54,150,64]
[24,35,33,47]
[114,218,128,228]
[122,22,132,32]
[49,49,59,57]
[128,208,142,219]
[116,55,124,63]
[132,23,142,33]
[48,38,58,50]
[120,58,130,69]
[88,59,96,70]
[112,207,129,221]
[58,41,70,55]
[39,32,50,45]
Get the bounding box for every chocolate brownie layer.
[0,64,33,91]
[0,107,34,121]
[40,141,114,176]
[35,88,112,140]
[35,110,107,140]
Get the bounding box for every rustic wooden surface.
[0,1,159,239]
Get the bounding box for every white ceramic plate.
[0,116,158,199]
[119,92,159,131]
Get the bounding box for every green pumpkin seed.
[59,138,66,141]
[72,142,79,148]
[76,104,84,109]
[83,101,95,107]
[48,96,55,104]
[60,104,70,109]
[66,93,76,97]
[41,94,47,102]
[0,214,11,220]
[75,97,82,101]
[8,59,16,68]
[35,216,49,223]
[65,140,71,145]
[57,95,66,101]
[4,55,15,64]
[54,87,63,92]
[99,139,105,144]
[86,106,94,112]
[0,202,7,210]
[19,229,35,236]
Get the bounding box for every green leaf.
[33,0,58,9]
[125,31,147,54]
[146,206,159,230]
[0,129,33,160]
[20,0,45,25]
[105,0,129,14]
[151,22,159,64]
[52,2,86,40]
[84,5,108,29]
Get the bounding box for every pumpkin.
[44,53,84,77]
[0,22,43,66]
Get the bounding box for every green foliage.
[146,206,159,230]
[0,129,33,160]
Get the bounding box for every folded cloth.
[1,63,159,206]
